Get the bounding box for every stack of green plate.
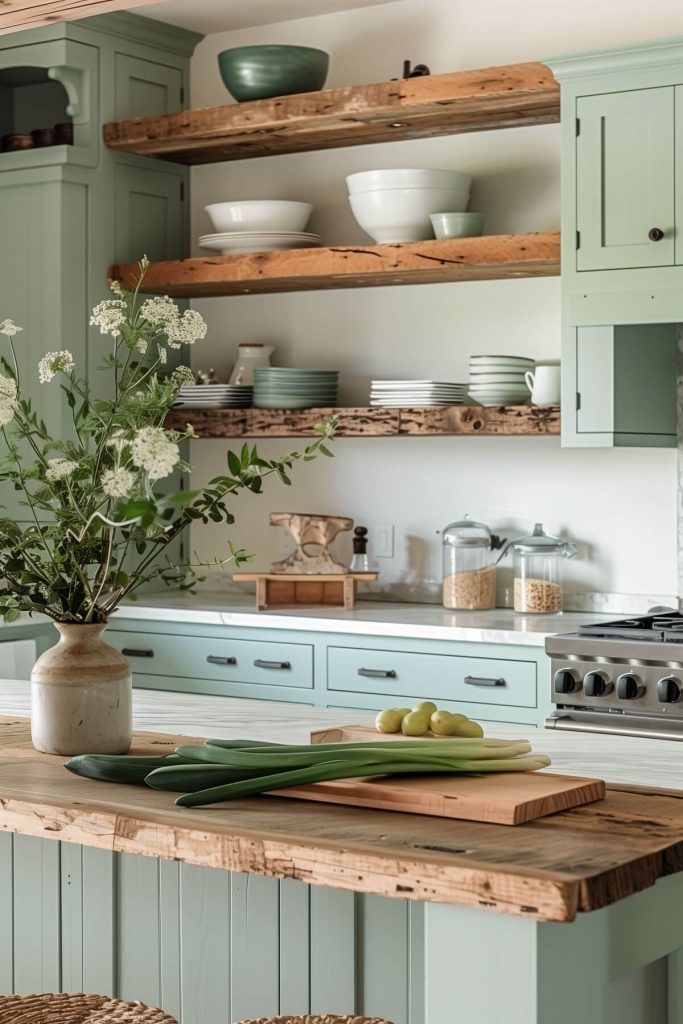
[253,367,339,409]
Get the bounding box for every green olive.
[413,701,437,716]
[375,709,403,734]
[401,711,430,736]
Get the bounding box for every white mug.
[524,365,560,406]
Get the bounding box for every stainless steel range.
[545,613,683,739]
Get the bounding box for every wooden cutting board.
[272,723,605,825]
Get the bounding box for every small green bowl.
[218,45,330,103]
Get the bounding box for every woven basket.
[0,993,178,1023]
[235,1017,394,1024]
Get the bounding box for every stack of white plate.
[198,231,321,255]
[253,368,339,410]
[468,355,534,407]
[370,380,469,406]
[173,384,253,408]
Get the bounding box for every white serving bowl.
[346,168,472,194]
[469,373,529,384]
[349,187,470,243]
[204,200,313,234]
[430,211,485,239]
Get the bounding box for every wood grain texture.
[165,404,561,438]
[1,719,683,922]
[272,771,606,826]
[0,0,159,33]
[110,232,561,297]
[103,62,560,164]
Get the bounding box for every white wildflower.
[157,345,167,365]
[89,299,127,337]
[0,376,17,401]
[171,365,195,388]
[166,308,207,348]
[135,337,148,355]
[106,431,128,454]
[139,295,178,329]
[101,466,135,499]
[0,399,15,427]
[46,458,78,482]
[38,350,75,383]
[130,426,179,481]
[108,279,125,297]
[0,319,22,337]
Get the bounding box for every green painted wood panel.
[230,873,280,1020]
[179,862,231,1024]
[114,54,182,120]
[12,835,61,994]
[0,834,13,993]
[280,879,311,1016]
[82,848,116,998]
[117,853,161,1005]
[576,88,675,271]
[359,895,410,1024]
[114,164,185,265]
[159,859,182,1019]
[60,843,83,993]
[310,887,357,1015]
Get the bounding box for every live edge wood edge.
[2,719,683,924]
[109,232,561,297]
[102,61,559,164]
[165,404,561,437]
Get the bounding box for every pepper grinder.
[349,526,371,573]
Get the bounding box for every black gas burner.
[578,612,683,642]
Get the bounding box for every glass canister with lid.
[441,516,505,610]
[508,523,577,614]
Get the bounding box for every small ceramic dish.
[430,212,485,239]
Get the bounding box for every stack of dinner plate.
[253,368,339,409]
[370,380,469,406]
[173,384,253,408]
[198,231,321,255]
[467,355,533,406]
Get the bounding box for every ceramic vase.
[30,622,132,755]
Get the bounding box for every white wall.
[186,0,681,608]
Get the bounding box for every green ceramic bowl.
[217,45,330,103]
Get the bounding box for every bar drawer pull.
[121,648,154,658]
[207,655,237,666]
[254,659,291,670]
[358,668,397,679]
[465,674,506,687]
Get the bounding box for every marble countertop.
[112,590,610,647]
[2,680,681,791]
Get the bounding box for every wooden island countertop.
[1,716,683,924]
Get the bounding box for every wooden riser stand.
[233,572,379,610]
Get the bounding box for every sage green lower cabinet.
[3,832,683,1024]
[108,618,551,726]
[561,322,677,447]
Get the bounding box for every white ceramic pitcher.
[524,364,560,406]
[228,343,275,385]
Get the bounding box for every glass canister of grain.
[441,517,504,610]
[509,524,577,614]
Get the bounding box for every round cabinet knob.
[616,673,645,700]
[657,676,683,704]
[648,227,665,241]
[554,668,580,695]
[583,671,613,697]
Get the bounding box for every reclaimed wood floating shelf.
[103,61,559,164]
[165,404,561,438]
[111,232,560,297]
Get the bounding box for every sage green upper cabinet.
[114,55,183,120]
[547,37,683,327]
[576,88,675,271]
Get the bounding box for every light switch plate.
[372,524,395,559]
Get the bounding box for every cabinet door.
[115,164,185,264]
[114,55,183,120]
[576,88,674,271]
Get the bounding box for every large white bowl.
[346,168,472,195]
[204,200,313,234]
[349,187,470,243]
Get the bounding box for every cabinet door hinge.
[180,86,185,105]
[575,117,581,137]
[576,229,581,249]
[180,181,185,202]
[576,392,581,411]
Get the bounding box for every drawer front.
[327,646,536,708]
[109,631,313,689]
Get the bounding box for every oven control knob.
[616,673,645,700]
[657,677,683,704]
[583,671,613,697]
[554,669,581,694]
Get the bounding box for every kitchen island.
[1,683,682,1024]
